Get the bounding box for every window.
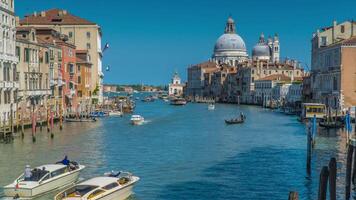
[16,46,20,59]
[77,65,81,72]
[86,43,91,49]
[321,36,327,46]
[86,32,90,38]
[341,25,345,33]
[68,31,73,38]
[45,52,49,63]
[50,167,67,178]
[24,48,30,62]
[102,182,119,190]
[58,51,62,61]
[78,76,81,84]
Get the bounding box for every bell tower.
[272,33,280,63]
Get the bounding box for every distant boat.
[319,121,344,129]
[142,97,154,102]
[225,118,244,125]
[130,115,144,125]
[208,103,215,110]
[108,110,123,116]
[66,118,97,122]
[170,98,187,106]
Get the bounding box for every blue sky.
[17,0,356,85]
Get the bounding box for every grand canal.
[0,98,349,199]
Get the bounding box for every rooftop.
[20,9,97,26]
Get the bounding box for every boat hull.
[4,168,83,199]
[131,120,144,125]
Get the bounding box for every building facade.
[16,27,51,124]
[0,0,19,127]
[168,72,184,96]
[311,20,356,110]
[19,9,103,104]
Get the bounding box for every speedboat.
[54,171,139,200]
[4,163,85,199]
[208,103,215,110]
[130,115,144,125]
[108,110,123,116]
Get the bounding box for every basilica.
[212,16,280,65]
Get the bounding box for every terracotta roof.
[258,74,292,81]
[342,36,356,45]
[20,9,97,26]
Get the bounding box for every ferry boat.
[54,171,139,200]
[130,115,144,125]
[3,163,85,199]
[170,98,187,106]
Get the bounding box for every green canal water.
[0,99,350,199]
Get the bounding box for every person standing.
[24,165,32,181]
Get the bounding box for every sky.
[17,0,356,85]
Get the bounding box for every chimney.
[63,10,67,15]
[33,11,37,16]
[41,11,46,17]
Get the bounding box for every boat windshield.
[24,168,49,182]
[63,185,99,197]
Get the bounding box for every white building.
[0,0,19,126]
[168,72,184,96]
[212,17,248,66]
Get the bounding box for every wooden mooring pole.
[288,191,299,200]
[328,158,336,200]
[306,127,312,176]
[345,144,354,200]
[318,166,329,200]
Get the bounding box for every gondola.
[225,118,245,124]
[318,121,344,129]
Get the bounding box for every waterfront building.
[212,17,248,66]
[76,50,92,113]
[186,61,220,98]
[311,20,356,110]
[103,85,118,93]
[35,28,78,113]
[285,82,303,108]
[168,72,184,96]
[0,0,19,129]
[19,9,104,104]
[15,27,51,124]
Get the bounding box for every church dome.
[252,43,270,57]
[252,33,271,59]
[214,33,247,52]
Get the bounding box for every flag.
[103,43,109,52]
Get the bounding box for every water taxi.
[54,171,139,200]
[130,115,144,125]
[170,98,187,106]
[3,163,85,199]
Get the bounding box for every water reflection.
[0,101,352,200]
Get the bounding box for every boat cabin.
[19,164,70,183]
[301,103,326,119]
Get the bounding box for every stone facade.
[168,72,184,96]
[311,20,356,110]
[0,0,19,126]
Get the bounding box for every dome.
[214,33,246,52]
[252,43,270,57]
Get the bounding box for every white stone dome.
[252,43,270,57]
[214,33,247,52]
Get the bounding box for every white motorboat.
[54,171,140,200]
[208,103,215,110]
[170,98,187,106]
[130,115,144,125]
[3,163,85,199]
[108,111,123,116]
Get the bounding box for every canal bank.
[0,101,349,200]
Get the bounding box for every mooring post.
[288,191,299,200]
[318,166,329,200]
[59,105,63,131]
[32,107,36,143]
[307,127,312,176]
[50,111,54,139]
[345,144,354,200]
[328,157,336,200]
[47,108,50,132]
